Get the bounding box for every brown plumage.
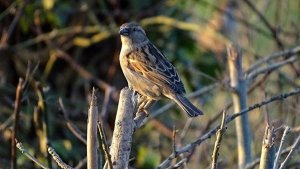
[119,22,203,117]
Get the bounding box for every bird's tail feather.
[174,94,203,117]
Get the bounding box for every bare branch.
[273,126,290,169]
[97,122,113,169]
[48,147,74,169]
[0,0,28,49]
[12,26,103,49]
[227,44,252,168]
[172,125,177,157]
[16,139,49,169]
[279,133,300,169]
[259,125,275,169]
[242,0,283,48]
[150,45,300,122]
[55,49,119,100]
[87,88,98,169]
[167,158,187,169]
[247,56,297,81]
[110,88,136,169]
[33,81,52,168]
[158,88,300,168]
[246,145,293,169]
[100,87,113,121]
[211,110,227,169]
[11,78,24,169]
[248,45,300,73]
[74,156,87,169]
[59,98,87,145]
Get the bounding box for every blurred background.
[0,0,299,168]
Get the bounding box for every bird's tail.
[173,94,204,117]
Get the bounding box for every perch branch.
[110,88,136,169]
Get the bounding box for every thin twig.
[158,88,300,168]
[48,147,74,169]
[74,156,87,169]
[247,45,300,73]
[55,49,119,100]
[172,125,177,157]
[167,158,187,169]
[59,98,87,145]
[247,56,297,80]
[0,1,17,21]
[12,26,102,50]
[0,114,13,132]
[16,139,49,169]
[198,0,279,40]
[0,0,28,49]
[211,110,227,169]
[11,78,24,169]
[141,15,202,32]
[279,133,300,169]
[97,122,113,169]
[291,126,300,133]
[100,87,113,121]
[206,60,272,133]
[242,0,283,48]
[180,118,193,140]
[273,126,290,169]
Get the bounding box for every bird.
[119,22,203,117]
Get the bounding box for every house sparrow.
[119,22,203,117]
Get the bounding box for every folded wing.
[126,43,186,95]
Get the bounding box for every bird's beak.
[119,28,129,36]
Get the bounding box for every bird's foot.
[142,109,150,117]
[136,107,150,117]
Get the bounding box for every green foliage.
[137,146,160,169]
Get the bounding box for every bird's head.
[119,22,148,47]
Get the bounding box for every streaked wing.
[126,43,185,94]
